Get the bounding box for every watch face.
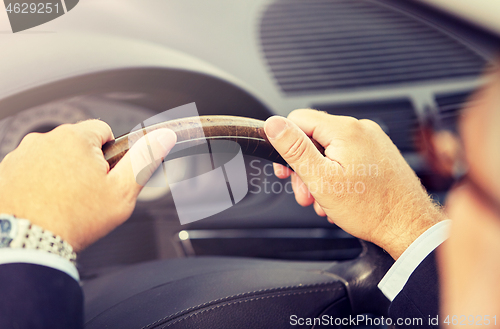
[0,219,13,248]
[0,219,12,233]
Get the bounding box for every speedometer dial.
[0,102,90,160]
[0,96,189,203]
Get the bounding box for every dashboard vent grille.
[313,99,417,152]
[435,91,474,131]
[260,0,486,94]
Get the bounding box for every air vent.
[435,91,474,131]
[260,0,486,94]
[313,99,417,152]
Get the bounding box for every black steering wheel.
[83,116,394,329]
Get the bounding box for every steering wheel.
[84,116,394,329]
[102,115,324,169]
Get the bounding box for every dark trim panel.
[0,68,273,120]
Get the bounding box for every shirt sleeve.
[378,219,451,301]
[0,248,79,281]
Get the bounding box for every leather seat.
[83,242,392,329]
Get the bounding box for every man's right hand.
[264,110,445,260]
[0,120,176,252]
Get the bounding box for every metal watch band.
[9,218,77,265]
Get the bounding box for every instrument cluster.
[0,94,189,203]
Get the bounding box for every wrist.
[376,199,446,260]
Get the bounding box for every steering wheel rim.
[102,115,325,170]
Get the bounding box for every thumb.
[264,116,328,185]
[108,128,177,198]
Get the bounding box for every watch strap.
[7,217,77,265]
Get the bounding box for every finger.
[288,109,366,167]
[108,128,177,198]
[291,172,314,207]
[313,200,326,217]
[264,116,331,185]
[74,119,115,147]
[273,163,292,179]
[287,109,358,147]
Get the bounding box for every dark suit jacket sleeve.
[0,263,83,329]
[388,251,440,328]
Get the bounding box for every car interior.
[0,0,498,328]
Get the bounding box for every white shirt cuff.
[0,248,79,281]
[378,219,451,301]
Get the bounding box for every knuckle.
[288,109,305,119]
[359,118,382,131]
[283,136,308,163]
[288,108,326,121]
[86,118,110,128]
[53,123,72,132]
[343,116,360,126]
[2,152,12,162]
[335,115,360,130]
[342,117,362,133]
[88,118,112,132]
[55,123,86,141]
[358,120,390,143]
[20,132,41,145]
[53,124,77,137]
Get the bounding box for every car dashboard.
[0,0,496,280]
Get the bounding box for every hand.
[439,68,500,319]
[0,120,176,251]
[264,110,445,259]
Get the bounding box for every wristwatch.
[0,214,77,265]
